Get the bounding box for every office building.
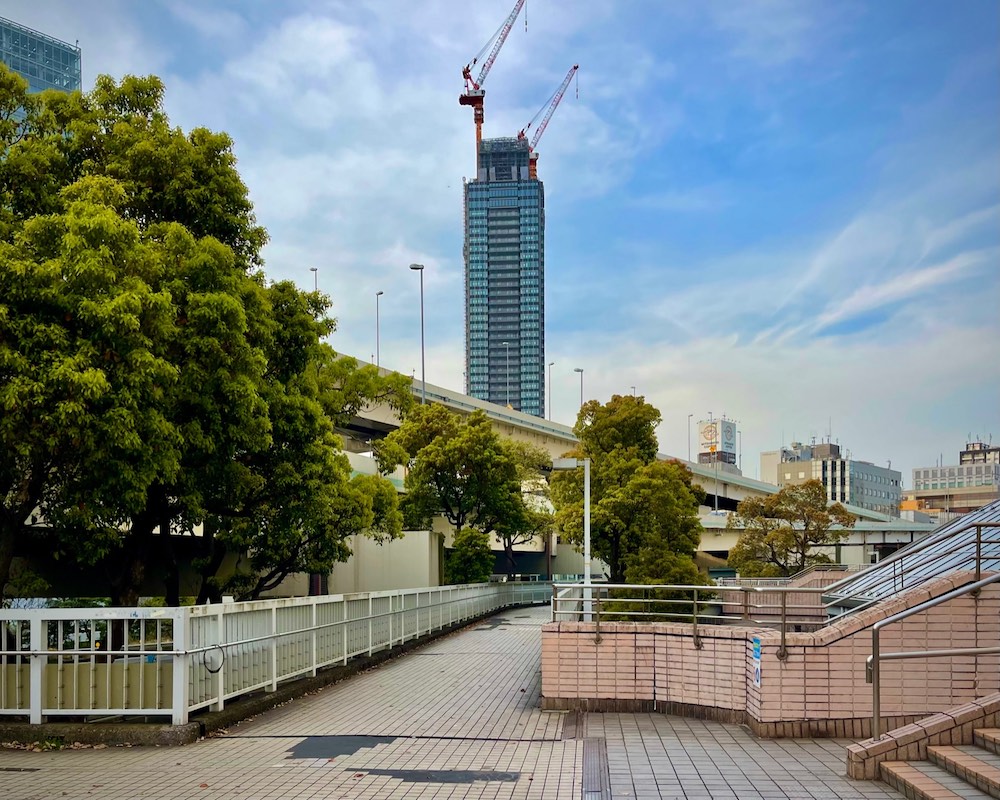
[1,16,81,98]
[907,440,1000,515]
[761,440,903,516]
[464,136,545,417]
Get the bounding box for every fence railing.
[552,582,829,658]
[865,571,1000,739]
[0,582,551,725]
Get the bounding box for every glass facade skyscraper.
[1,16,81,98]
[464,137,545,417]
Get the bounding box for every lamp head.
[574,367,584,373]
[376,290,384,296]
[409,263,424,271]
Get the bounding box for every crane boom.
[462,0,526,92]
[528,64,578,150]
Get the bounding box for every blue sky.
[7,0,999,484]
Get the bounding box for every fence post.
[213,607,225,712]
[742,588,750,620]
[368,595,373,657]
[778,592,789,661]
[692,588,702,650]
[270,607,278,692]
[311,599,318,677]
[172,608,190,725]
[29,616,44,724]
[871,628,881,739]
[594,591,602,644]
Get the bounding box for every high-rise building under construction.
[464,136,545,417]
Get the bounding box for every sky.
[6,0,999,485]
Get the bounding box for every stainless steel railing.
[865,571,1000,739]
[552,582,831,659]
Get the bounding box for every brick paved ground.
[0,605,902,799]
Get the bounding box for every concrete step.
[928,746,1000,798]
[880,760,992,799]
[976,729,1000,756]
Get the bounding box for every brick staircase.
[879,729,1000,799]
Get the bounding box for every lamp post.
[375,290,384,369]
[574,367,584,407]
[309,267,318,291]
[503,341,510,406]
[687,414,693,462]
[409,264,426,404]
[552,457,592,620]
[630,385,636,397]
[547,361,554,420]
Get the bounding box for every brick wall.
[541,571,1000,737]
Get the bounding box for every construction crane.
[518,64,578,179]
[459,0,526,152]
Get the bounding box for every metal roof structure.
[822,499,1000,610]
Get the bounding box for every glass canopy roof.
[823,499,1000,611]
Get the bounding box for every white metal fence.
[0,582,551,725]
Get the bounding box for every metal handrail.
[821,530,1000,612]
[823,522,998,597]
[865,571,1000,739]
[551,582,831,659]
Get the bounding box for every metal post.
[503,341,510,405]
[594,591,602,644]
[29,617,44,724]
[375,290,383,368]
[547,361,554,420]
[409,264,426,404]
[778,592,788,661]
[692,588,702,649]
[687,414,692,462]
[583,457,592,621]
[871,628,881,739]
[976,525,983,584]
[742,588,750,620]
[574,367,584,407]
[171,608,190,725]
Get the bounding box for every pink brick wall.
[542,571,1000,732]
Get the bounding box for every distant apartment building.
[906,440,1000,515]
[0,16,81,99]
[760,440,902,516]
[464,137,545,417]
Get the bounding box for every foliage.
[550,395,705,583]
[444,529,495,585]
[375,406,553,575]
[0,66,405,603]
[727,480,856,577]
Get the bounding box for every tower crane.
[518,64,578,179]
[459,0,526,152]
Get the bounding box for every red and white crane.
[459,0,526,151]
[518,64,578,178]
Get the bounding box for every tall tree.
[0,67,406,603]
[550,395,705,583]
[375,405,552,573]
[727,480,856,577]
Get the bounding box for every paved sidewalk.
[0,605,900,799]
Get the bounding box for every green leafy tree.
[375,405,552,575]
[444,529,495,585]
[550,395,705,583]
[727,480,856,577]
[0,67,407,603]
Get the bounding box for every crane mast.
[459,0,526,154]
[518,64,578,179]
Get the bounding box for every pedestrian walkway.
[0,605,902,799]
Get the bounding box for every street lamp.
[502,341,510,406]
[630,385,636,397]
[573,367,584,407]
[375,290,384,369]
[552,457,592,620]
[687,414,693,462]
[409,264,426,404]
[309,267,318,291]
[547,361,554,420]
